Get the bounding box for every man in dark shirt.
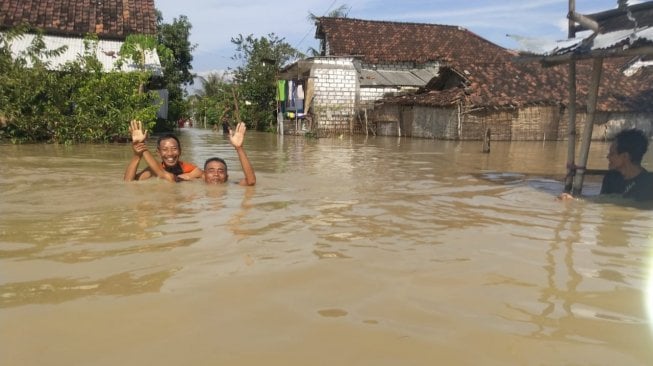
[599,129,653,201]
[560,128,652,201]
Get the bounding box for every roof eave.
[533,44,653,67]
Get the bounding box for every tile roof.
[384,57,653,112]
[592,58,653,111]
[0,0,157,40]
[316,17,653,112]
[315,17,561,108]
[315,17,512,65]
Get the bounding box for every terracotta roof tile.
[317,18,653,112]
[386,57,653,112]
[0,0,157,40]
[316,17,512,65]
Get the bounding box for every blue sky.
[154,0,632,76]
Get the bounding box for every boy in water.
[123,120,202,183]
[203,121,256,186]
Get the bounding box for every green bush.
[0,30,159,144]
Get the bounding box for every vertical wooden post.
[457,102,462,139]
[397,108,402,137]
[482,127,491,153]
[565,64,578,192]
[564,0,577,192]
[572,57,603,195]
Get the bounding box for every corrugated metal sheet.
[359,69,436,87]
[412,69,438,82]
[5,33,162,75]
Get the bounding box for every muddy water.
[1,129,652,366]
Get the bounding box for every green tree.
[196,73,229,99]
[116,33,166,94]
[192,72,233,128]
[156,12,196,128]
[231,33,303,131]
[0,30,158,143]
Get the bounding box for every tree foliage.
[156,12,196,126]
[230,33,303,131]
[0,30,159,144]
[191,73,234,128]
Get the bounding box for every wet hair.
[156,134,181,150]
[615,128,649,164]
[204,157,228,171]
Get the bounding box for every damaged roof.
[382,60,564,109]
[383,57,653,113]
[315,17,512,65]
[0,0,157,40]
[315,16,653,112]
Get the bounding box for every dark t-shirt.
[601,168,653,201]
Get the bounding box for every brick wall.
[312,58,358,135]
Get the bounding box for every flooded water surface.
[1,129,653,365]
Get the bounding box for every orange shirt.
[160,161,197,174]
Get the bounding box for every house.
[0,0,167,118]
[279,18,481,135]
[280,16,653,140]
[376,56,653,141]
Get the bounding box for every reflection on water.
[1,129,652,365]
[0,269,179,307]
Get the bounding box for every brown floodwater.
[1,128,653,365]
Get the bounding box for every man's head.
[204,157,228,184]
[156,134,182,168]
[608,129,649,170]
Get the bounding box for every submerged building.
[279,15,653,140]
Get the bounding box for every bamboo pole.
[568,11,600,32]
[564,0,577,193]
[572,57,604,195]
[564,64,578,192]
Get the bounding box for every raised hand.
[229,122,247,149]
[129,120,147,143]
[131,141,148,156]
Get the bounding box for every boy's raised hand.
[129,120,147,143]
